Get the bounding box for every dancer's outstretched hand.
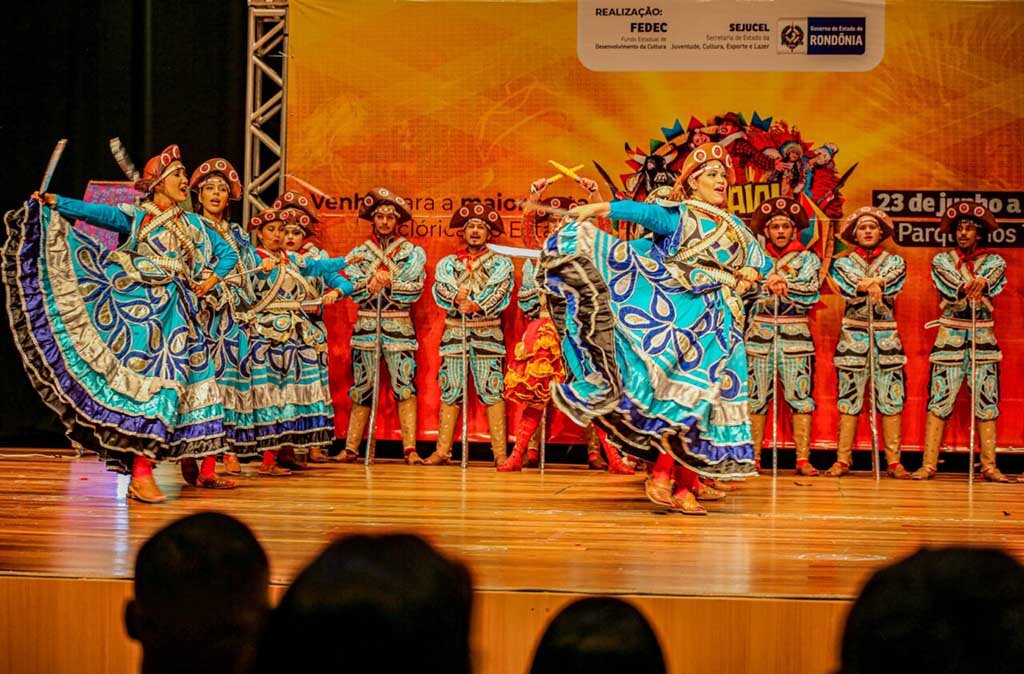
[567,202,611,222]
[31,192,57,206]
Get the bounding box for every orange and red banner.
[288,0,1024,451]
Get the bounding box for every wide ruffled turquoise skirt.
[540,220,756,479]
[2,201,227,472]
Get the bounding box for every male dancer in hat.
[914,201,1013,482]
[826,207,909,479]
[427,203,514,465]
[335,189,426,464]
[745,197,822,475]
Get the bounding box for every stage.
[1,454,1022,674]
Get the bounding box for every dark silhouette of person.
[251,533,473,674]
[839,547,1024,674]
[529,596,667,674]
[126,512,270,674]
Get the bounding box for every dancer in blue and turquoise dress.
[246,207,354,476]
[5,145,239,503]
[277,190,333,465]
[189,158,277,480]
[544,143,770,514]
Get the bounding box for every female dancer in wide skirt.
[542,143,771,514]
[5,145,238,502]
[246,207,353,475]
[187,158,278,482]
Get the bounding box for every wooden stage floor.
[2,454,1023,674]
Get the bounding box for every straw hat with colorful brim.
[532,196,587,223]
[248,208,287,232]
[135,145,185,194]
[678,142,736,186]
[273,190,321,233]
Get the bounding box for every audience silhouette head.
[252,533,473,674]
[839,546,1024,674]
[529,596,667,674]
[126,512,269,674]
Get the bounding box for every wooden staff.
[866,299,881,481]
[460,311,469,470]
[771,295,780,478]
[968,300,978,484]
[364,292,384,466]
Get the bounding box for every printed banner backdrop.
[288,0,1024,451]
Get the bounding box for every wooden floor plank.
[1,455,1021,600]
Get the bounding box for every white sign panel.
[578,0,885,71]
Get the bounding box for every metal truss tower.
[243,0,289,224]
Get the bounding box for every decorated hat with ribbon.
[136,144,185,194]
[678,142,736,186]
[449,202,504,235]
[273,190,320,233]
[188,158,242,201]
[939,200,999,234]
[750,196,809,234]
[357,187,412,224]
[840,205,895,244]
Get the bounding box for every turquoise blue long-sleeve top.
[607,199,772,289]
[54,195,239,279]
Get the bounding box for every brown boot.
[397,398,424,464]
[644,476,674,507]
[334,404,371,462]
[825,413,858,477]
[425,402,459,465]
[693,481,726,501]
[179,457,200,486]
[127,476,167,504]
[978,420,1010,482]
[585,424,608,470]
[792,413,819,476]
[749,413,767,473]
[881,414,909,478]
[911,412,944,480]
[667,489,707,516]
[486,401,508,465]
[276,447,308,471]
[223,453,242,475]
